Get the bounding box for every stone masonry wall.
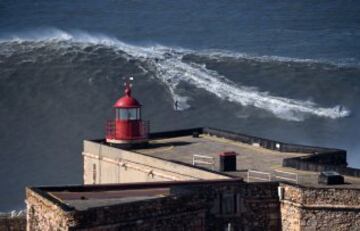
[26,188,76,231]
[184,182,281,231]
[72,182,281,231]
[71,193,207,231]
[27,181,281,231]
[28,181,360,231]
[0,214,26,231]
[27,186,207,231]
[280,183,360,231]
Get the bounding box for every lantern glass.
[117,108,139,120]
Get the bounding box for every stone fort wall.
[280,183,360,231]
[26,181,280,231]
[24,181,360,230]
[0,213,26,231]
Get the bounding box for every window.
[220,193,237,214]
[117,108,140,120]
[119,109,127,120]
[92,164,96,184]
[127,108,138,120]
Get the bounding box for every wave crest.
[196,50,360,68]
[0,29,351,121]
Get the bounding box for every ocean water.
[1,0,360,211]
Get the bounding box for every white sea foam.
[0,209,26,217]
[0,29,351,121]
[196,49,360,68]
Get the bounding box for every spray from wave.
[196,50,360,68]
[0,29,351,121]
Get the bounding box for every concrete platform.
[134,134,360,188]
[50,188,170,210]
[135,134,304,174]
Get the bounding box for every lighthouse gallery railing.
[106,120,149,140]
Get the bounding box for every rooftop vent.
[318,171,344,185]
[192,132,200,138]
[219,151,237,172]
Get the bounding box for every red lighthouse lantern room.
[106,81,149,145]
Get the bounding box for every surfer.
[338,105,344,114]
[174,100,178,111]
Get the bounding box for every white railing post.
[247,169,271,182]
[192,154,215,170]
[274,170,298,183]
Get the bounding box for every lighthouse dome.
[114,96,141,108]
[113,84,141,108]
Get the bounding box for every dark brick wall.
[283,151,360,177]
[72,193,207,231]
[75,210,206,231]
[27,181,281,231]
[173,181,281,231]
[68,181,280,231]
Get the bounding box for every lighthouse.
[106,80,149,145]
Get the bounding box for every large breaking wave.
[0,29,351,121]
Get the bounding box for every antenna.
[123,76,134,87]
[129,76,134,87]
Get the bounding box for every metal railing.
[106,120,149,140]
[247,169,271,182]
[246,169,299,183]
[193,154,215,170]
[274,169,298,183]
